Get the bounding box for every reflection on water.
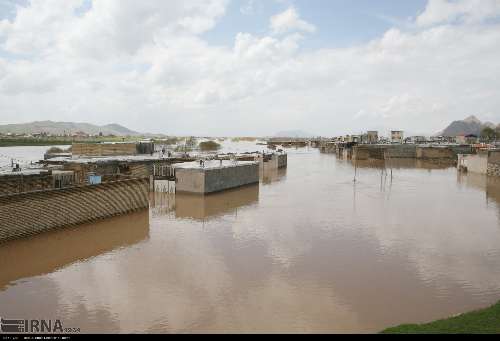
[457,172,500,214]
[175,185,259,220]
[149,184,259,220]
[0,210,149,290]
[261,166,287,185]
[0,145,70,169]
[1,149,500,333]
[354,158,455,170]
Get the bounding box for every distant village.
[323,129,497,146]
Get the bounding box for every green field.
[381,301,500,334]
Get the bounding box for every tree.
[481,127,497,141]
[198,140,221,151]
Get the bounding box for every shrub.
[46,146,64,154]
[199,140,221,151]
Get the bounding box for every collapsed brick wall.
[0,178,149,242]
[61,160,170,184]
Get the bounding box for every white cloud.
[240,0,255,15]
[417,0,500,26]
[0,1,499,136]
[270,6,316,35]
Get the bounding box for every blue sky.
[1,0,428,49]
[204,0,428,49]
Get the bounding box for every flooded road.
[1,148,500,333]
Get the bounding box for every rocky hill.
[0,121,140,136]
[440,116,497,136]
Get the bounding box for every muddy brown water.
[1,148,500,333]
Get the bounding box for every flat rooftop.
[43,155,181,164]
[174,160,258,170]
[0,168,50,176]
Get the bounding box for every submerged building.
[174,160,259,194]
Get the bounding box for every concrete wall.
[204,163,259,193]
[457,150,500,177]
[176,163,259,194]
[0,178,149,243]
[458,153,488,174]
[175,168,206,194]
[256,153,287,170]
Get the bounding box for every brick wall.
[72,143,137,156]
[277,154,288,168]
[488,150,500,164]
[62,160,172,184]
[487,151,500,177]
[416,147,455,159]
[353,145,415,160]
[0,178,149,242]
[385,145,417,158]
[353,146,385,160]
[487,163,500,177]
[0,173,53,196]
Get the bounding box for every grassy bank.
[381,302,500,334]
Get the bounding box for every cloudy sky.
[0,0,499,136]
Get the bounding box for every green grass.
[381,302,500,334]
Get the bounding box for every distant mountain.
[274,130,315,138]
[0,121,141,136]
[440,115,496,136]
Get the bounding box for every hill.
[0,121,140,136]
[440,115,497,136]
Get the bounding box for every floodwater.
[1,147,500,333]
[0,145,70,169]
